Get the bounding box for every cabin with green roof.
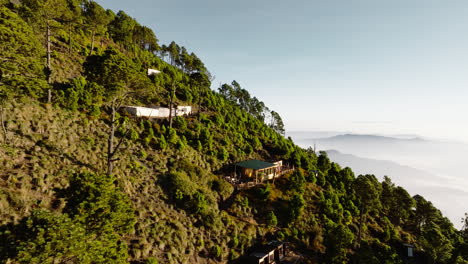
[234,160,282,183]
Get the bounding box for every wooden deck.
[224,167,295,190]
[278,168,294,176]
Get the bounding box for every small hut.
[177,105,192,115]
[403,243,415,258]
[244,241,287,264]
[268,240,287,262]
[147,68,161,76]
[234,160,281,183]
[123,105,192,118]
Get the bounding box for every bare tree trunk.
[356,203,365,248]
[90,29,95,55]
[169,83,176,128]
[107,102,116,175]
[68,22,72,54]
[0,106,7,143]
[46,21,52,103]
[106,99,130,176]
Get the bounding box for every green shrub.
[288,169,306,193]
[230,235,239,248]
[229,249,239,261]
[89,104,101,117]
[139,149,148,159]
[173,116,187,130]
[266,211,278,227]
[129,128,139,141]
[288,193,305,221]
[157,135,167,150]
[61,172,136,235]
[191,191,208,214]
[167,128,178,145]
[146,257,158,264]
[212,245,221,259]
[258,184,272,202]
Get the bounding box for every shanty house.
[403,243,415,257]
[268,241,287,262]
[235,160,281,183]
[124,106,192,118]
[177,105,192,115]
[244,241,287,264]
[147,68,161,76]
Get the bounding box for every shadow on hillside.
[34,139,98,171]
[0,219,27,261]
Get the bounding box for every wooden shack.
[245,241,287,264]
[403,243,415,257]
[234,160,281,183]
[268,240,287,262]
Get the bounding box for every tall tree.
[167,41,180,66]
[0,6,47,97]
[20,0,68,102]
[419,221,454,264]
[0,87,11,143]
[160,44,168,61]
[61,0,81,54]
[1,6,49,142]
[83,0,111,55]
[354,174,382,247]
[179,46,191,72]
[84,48,144,175]
[133,25,159,52]
[163,67,182,128]
[462,213,468,239]
[269,110,285,135]
[108,10,136,49]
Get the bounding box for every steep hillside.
[0,99,293,263]
[1,1,468,264]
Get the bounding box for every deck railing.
[224,167,295,190]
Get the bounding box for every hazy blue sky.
[96,0,468,142]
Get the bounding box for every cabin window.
[408,247,413,257]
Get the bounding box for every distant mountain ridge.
[311,133,426,142]
[324,149,444,185]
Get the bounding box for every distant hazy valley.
[289,131,468,228]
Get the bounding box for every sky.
[96,0,468,142]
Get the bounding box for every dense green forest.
[1,1,468,263]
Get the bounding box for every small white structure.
[123,105,192,118]
[147,68,161,76]
[177,106,192,116]
[124,106,159,117]
[156,107,172,118]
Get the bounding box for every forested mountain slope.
[1,1,468,263]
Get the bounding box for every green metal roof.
[235,160,276,170]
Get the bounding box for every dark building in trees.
[237,241,288,264]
